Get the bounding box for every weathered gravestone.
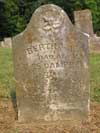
[74,9,94,36]
[90,35,100,53]
[12,4,90,122]
[4,38,12,48]
[0,41,4,47]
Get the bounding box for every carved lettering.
[26,43,58,54]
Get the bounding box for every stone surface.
[74,9,94,36]
[12,4,90,122]
[90,34,100,53]
[4,38,12,48]
[0,41,4,47]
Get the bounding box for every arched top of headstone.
[28,4,73,29]
[14,4,74,41]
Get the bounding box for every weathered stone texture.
[90,34,100,53]
[0,41,4,47]
[12,4,90,122]
[4,38,12,48]
[74,9,94,36]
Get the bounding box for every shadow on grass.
[10,89,18,120]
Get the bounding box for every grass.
[90,53,100,102]
[0,48,15,98]
[0,48,100,102]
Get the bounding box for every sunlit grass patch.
[90,53,100,102]
[0,48,15,98]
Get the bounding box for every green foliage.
[95,0,100,33]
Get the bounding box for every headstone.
[90,35,100,53]
[74,9,94,36]
[12,4,90,122]
[4,38,12,48]
[0,41,4,47]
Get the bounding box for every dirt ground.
[0,98,100,133]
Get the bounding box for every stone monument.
[4,38,12,48]
[0,41,4,47]
[74,9,94,36]
[12,4,90,122]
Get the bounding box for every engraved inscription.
[26,43,58,54]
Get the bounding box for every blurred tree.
[0,1,6,40]
[95,0,100,34]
